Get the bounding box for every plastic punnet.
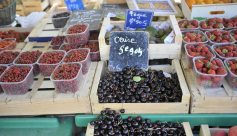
[50,62,83,93]
[178,19,200,31]
[193,57,227,88]
[182,30,208,44]
[65,23,90,46]
[212,44,237,61]
[37,50,66,76]
[0,38,16,52]
[0,50,20,65]
[205,30,236,45]
[0,64,8,94]
[184,43,216,69]
[51,11,72,28]
[13,50,43,76]
[0,65,34,95]
[224,58,237,90]
[63,48,91,74]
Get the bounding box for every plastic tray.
[49,36,65,50]
[59,43,80,52]
[212,44,237,61]
[184,43,216,69]
[0,0,16,26]
[80,43,100,61]
[0,50,20,65]
[0,64,8,94]
[0,38,16,52]
[223,16,237,30]
[51,11,72,28]
[65,23,90,46]
[50,62,83,93]
[63,48,91,74]
[13,50,43,76]
[224,58,237,90]
[230,29,237,42]
[0,65,34,95]
[37,50,66,76]
[193,57,227,88]
[199,21,224,32]
[182,30,208,44]
[178,19,200,31]
[205,30,236,45]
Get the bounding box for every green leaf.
[115,15,125,19]
[141,77,144,81]
[135,28,143,31]
[145,26,158,38]
[133,76,141,82]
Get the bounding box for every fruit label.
[124,9,154,31]
[109,31,149,71]
[65,10,104,30]
[64,0,85,11]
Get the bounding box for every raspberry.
[0,51,20,64]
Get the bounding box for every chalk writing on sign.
[125,9,154,30]
[64,0,85,11]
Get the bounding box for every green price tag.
[116,15,125,19]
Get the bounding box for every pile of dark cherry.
[97,66,182,103]
[90,109,186,136]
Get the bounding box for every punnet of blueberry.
[52,12,71,28]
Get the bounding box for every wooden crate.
[90,59,190,114]
[181,0,237,20]
[181,59,237,114]
[22,0,49,15]
[98,15,182,61]
[126,0,183,17]
[85,122,194,136]
[199,124,230,136]
[0,42,97,116]
[16,4,25,16]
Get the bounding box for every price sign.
[109,31,149,71]
[64,0,85,11]
[124,9,154,31]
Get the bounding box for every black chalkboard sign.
[109,31,149,71]
[65,10,104,30]
[101,4,128,17]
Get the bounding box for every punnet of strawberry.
[0,38,17,52]
[0,65,7,93]
[89,31,99,40]
[193,57,227,88]
[59,43,80,52]
[50,36,65,49]
[38,50,66,76]
[0,65,34,95]
[64,49,91,74]
[66,23,90,46]
[200,18,224,30]
[14,50,43,76]
[224,58,237,89]
[0,50,20,65]
[182,30,207,43]
[230,29,237,41]
[223,17,237,29]
[81,42,100,61]
[50,62,83,93]
[178,19,199,30]
[185,43,215,69]
[205,30,235,44]
[212,43,237,60]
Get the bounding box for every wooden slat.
[86,124,94,136]
[183,122,194,136]
[199,125,211,136]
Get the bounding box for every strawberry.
[226,23,233,28]
[203,68,207,72]
[233,59,237,64]
[191,36,196,41]
[196,46,201,52]
[189,52,195,57]
[215,48,221,53]
[216,67,227,75]
[196,34,202,38]
[226,52,233,57]
[200,21,206,26]
[186,45,193,49]
[221,40,228,43]
[201,24,207,29]
[202,47,209,53]
[216,37,222,43]
[208,69,216,75]
[205,52,214,60]
[225,46,233,51]
[216,18,223,23]
[227,60,233,65]
[230,64,236,70]
[195,37,202,42]
[207,26,213,29]
[201,52,206,57]
[213,30,221,36]
[184,37,190,43]
[191,20,199,27]
[209,65,218,71]
[213,77,220,83]
[196,60,203,69]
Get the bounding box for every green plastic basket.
[0,0,16,26]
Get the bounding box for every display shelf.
[0,42,97,116]
[181,59,237,114]
[99,15,182,61]
[90,59,190,114]
[0,117,75,136]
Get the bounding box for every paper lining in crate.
[98,15,182,60]
[90,59,190,114]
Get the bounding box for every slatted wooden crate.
[98,15,182,61]
[199,124,230,136]
[16,4,25,16]
[181,59,237,114]
[22,0,49,15]
[0,42,97,116]
[85,122,194,136]
[90,59,190,114]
